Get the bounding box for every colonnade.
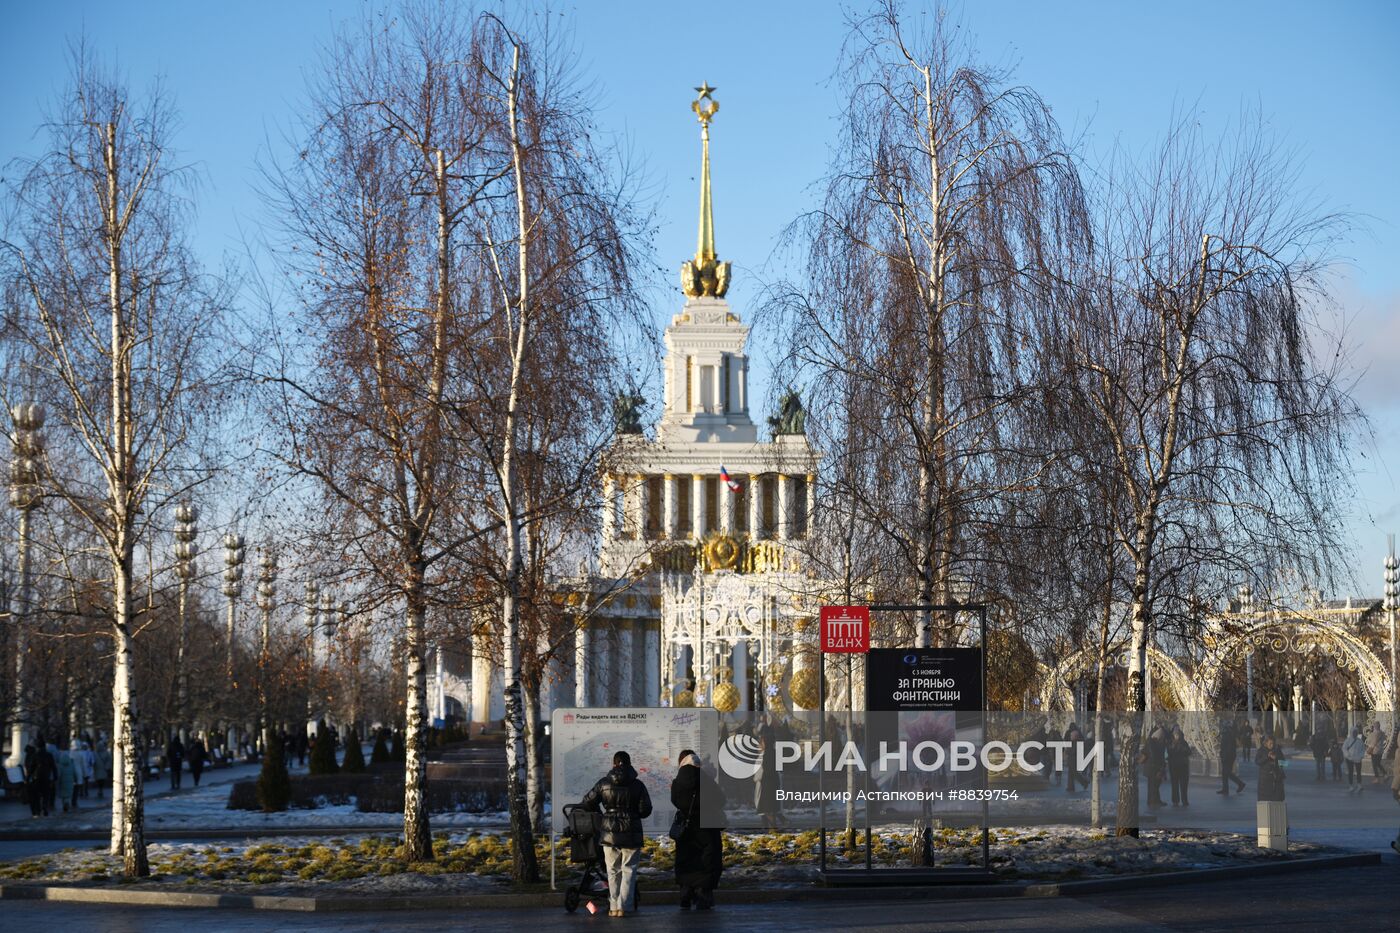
[602,471,817,542]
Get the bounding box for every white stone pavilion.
[466,85,824,723]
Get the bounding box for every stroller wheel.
[564,886,580,913]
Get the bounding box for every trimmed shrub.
[370,729,391,765]
[308,722,339,775]
[255,735,292,813]
[341,727,367,773]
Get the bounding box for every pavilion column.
[748,476,762,540]
[644,621,661,706]
[720,478,735,534]
[777,474,792,541]
[663,475,678,539]
[635,473,649,537]
[732,642,749,711]
[805,473,817,538]
[616,622,634,706]
[691,474,705,538]
[601,473,617,542]
[593,624,611,707]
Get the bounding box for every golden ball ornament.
[789,668,821,710]
[711,681,741,713]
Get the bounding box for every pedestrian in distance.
[78,739,96,799]
[1168,726,1192,807]
[1328,735,1344,781]
[1237,718,1254,763]
[1310,726,1331,781]
[754,733,782,830]
[1343,727,1366,793]
[1389,729,1400,857]
[580,750,653,918]
[1365,722,1389,784]
[187,735,207,787]
[1257,734,1285,803]
[1065,724,1088,794]
[1217,717,1246,796]
[55,745,78,813]
[166,733,185,791]
[22,739,56,818]
[1145,724,1168,808]
[94,737,111,800]
[670,749,726,911]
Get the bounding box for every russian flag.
[720,465,742,493]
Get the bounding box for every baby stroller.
[561,803,642,914]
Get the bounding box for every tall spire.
[681,82,731,298]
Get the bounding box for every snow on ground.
[0,824,1353,896]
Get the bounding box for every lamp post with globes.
[6,403,45,769]
[172,503,198,733]
[1384,537,1397,718]
[221,533,245,681]
[256,549,277,757]
[303,581,320,737]
[1239,583,1254,721]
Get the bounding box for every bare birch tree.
[1054,115,1361,835]
[782,1,1089,646]
[1,50,230,875]
[260,5,502,862]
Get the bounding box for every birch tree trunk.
[402,578,432,861]
[498,39,539,883]
[523,671,544,832]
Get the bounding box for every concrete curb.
[0,851,1380,912]
[0,827,424,842]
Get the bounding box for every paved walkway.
[2,859,1397,930]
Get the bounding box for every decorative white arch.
[1196,617,1395,712]
[1039,643,1207,712]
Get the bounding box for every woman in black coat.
[1167,727,1192,807]
[670,749,726,911]
[1257,734,1286,802]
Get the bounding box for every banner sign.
[820,605,870,653]
[549,707,719,835]
[865,647,982,711]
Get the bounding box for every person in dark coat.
[1144,725,1168,808]
[580,750,653,917]
[1237,718,1254,763]
[670,750,727,911]
[22,739,57,817]
[1309,726,1331,781]
[166,734,185,790]
[1217,717,1246,796]
[1065,725,1087,793]
[187,736,207,787]
[1167,727,1192,806]
[1257,734,1286,802]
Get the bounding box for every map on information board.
[550,707,719,836]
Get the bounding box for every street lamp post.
[1239,583,1254,720]
[172,503,199,733]
[256,548,277,757]
[304,581,320,735]
[221,533,245,679]
[6,403,45,769]
[1384,537,1397,720]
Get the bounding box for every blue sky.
[2,0,1396,591]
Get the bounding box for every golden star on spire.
[681,82,730,298]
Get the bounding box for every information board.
[865,647,983,712]
[549,707,719,835]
